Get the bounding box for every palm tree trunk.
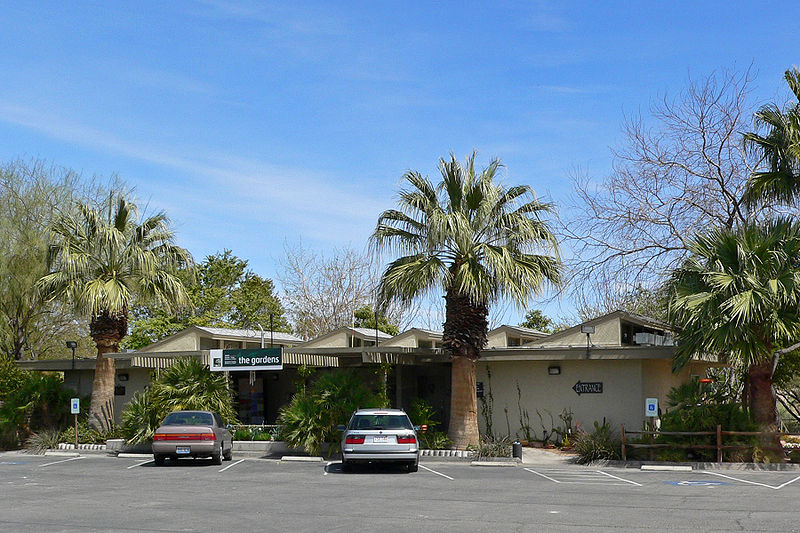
[443,288,487,449]
[748,360,783,457]
[88,312,127,433]
[448,355,479,448]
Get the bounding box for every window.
[508,337,521,346]
[418,340,433,349]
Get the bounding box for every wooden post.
[621,424,626,461]
[649,419,655,461]
[716,424,722,463]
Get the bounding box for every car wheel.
[223,445,232,461]
[341,454,352,472]
[153,454,165,466]
[407,461,418,473]
[211,450,222,465]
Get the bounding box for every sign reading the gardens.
[572,380,603,395]
[209,348,283,372]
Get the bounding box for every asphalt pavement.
[1,451,799,532]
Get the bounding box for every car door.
[214,412,231,449]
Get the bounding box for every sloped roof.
[195,326,304,343]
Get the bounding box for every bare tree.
[278,244,419,339]
[562,67,795,309]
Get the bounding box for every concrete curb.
[470,460,518,467]
[281,456,323,462]
[641,465,692,471]
[117,453,153,459]
[43,451,81,457]
[596,460,800,471]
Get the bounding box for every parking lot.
[2,452,799,532]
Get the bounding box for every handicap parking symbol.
[664,480,730,486]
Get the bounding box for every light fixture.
[118,373,129,382]
[580,325,595,334]
[548,365,561,375]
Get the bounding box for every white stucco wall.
[477,358,644,439]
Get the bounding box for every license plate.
[176,446,190,454]
[372,436,389,443]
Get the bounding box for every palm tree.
[371,152,561,448]
[744,67,800,205]
[37,195,191,432]
[669,218,800,440]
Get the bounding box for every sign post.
[645,397,658,417]
[70,398,80,448]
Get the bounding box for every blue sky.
[1,1,798,324]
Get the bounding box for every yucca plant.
[151,358,237,423]
[279,371,377,456]
[121,390,162,444]
[25,428,62,454]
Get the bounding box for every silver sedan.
[339,408,420,472]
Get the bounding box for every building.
[18,311,718,436]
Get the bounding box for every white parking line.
[524,468,561,483]
[702,471,800,490]
[219,459,245,472]
[127,460,153,469]
[419,465,454,480]
[40,457,84,467]
[596,470,642,486]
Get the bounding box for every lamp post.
[580,325,594,358]
[66,341,78,369]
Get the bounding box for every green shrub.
[279,370,377,456]
[121,358,238,444]
[25,428,62,454]
[573,420,622,464]
[658,381,758,461]
[420,430,452,450]
[0,367,74,448]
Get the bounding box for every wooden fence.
[621,424,797,462]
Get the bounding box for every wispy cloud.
[0,101,389,246]
[111,64,216,96]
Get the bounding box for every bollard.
[512,441,522,460]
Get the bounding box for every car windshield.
[350,414,412,430]
[162,412,214,426]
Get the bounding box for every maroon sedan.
[152,410,233,466]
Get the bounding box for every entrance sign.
[645,397,658,417]
[209,348,283,372]
[572,381,603,395]
[70,398,80,414]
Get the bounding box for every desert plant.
[121,390,162,444]
[279,370,377,456]
[25,428,62,454]
[573,420,622,464]
[467,435,512,459]
[120,358,238,444]
[516,381,533,442]
[419,430,452,450]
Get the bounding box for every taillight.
[397,435,416,444]
[152,432,215,441]
[345,435,365,444]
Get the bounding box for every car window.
[349,414,412,430]
[213,413,224,427]
[162,412,214,426]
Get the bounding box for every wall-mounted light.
[548,365,561,375]
[118,373,129,382]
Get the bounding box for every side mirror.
[413,425,420,431]
[226,424,233,430]
[337,425,346,431]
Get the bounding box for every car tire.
[407,461,418,473]
[223,445,232,461]
[154,454,165,466]
[341,455,352,473]
[211,451,222,465]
